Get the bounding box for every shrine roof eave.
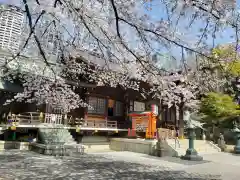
[64,79,96,88]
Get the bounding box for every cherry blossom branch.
[23,0,55,76]
[110,0,121,38]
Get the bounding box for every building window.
[115,101,123,116]
[134,101,145,112]
[88,97,106,114]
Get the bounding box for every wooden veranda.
[6,112,126,132]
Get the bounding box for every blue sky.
[147,0,240,46]
[141,0,240,66]
[0,0,20,6]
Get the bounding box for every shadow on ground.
[141,155,211,165]
[0,150,221,180]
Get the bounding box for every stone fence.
[157,128,175,140]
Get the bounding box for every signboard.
[132,116,148,132]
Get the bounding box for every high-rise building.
[219,0,236,9]
[210,0,236,10]
[0,4,24,53]
[152,53,178,71]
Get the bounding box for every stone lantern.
[181,110,203,161]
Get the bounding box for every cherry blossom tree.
[0,0,239,112]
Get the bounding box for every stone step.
[166,139,219,155]
[170,143,216,149]
[169,144,215,150]
[38,128,77,145]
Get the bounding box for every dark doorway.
[108,99,114,116]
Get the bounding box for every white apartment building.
[220,0,236,9]
[0,4,24,53]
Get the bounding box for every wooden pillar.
[147,114,151,139]
[84,95,89,120]
[124,92,129,118]
[105,97,109,120]
[73,87,86,125]
[131,117,136,137]
[123,92,129,129]
[173,105,177,127]
[179,104,184,139]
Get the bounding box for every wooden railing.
[7,112,118,129]
[8,112,41,125]
[82,120,117,128]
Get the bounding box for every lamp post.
[233,120,240,154]
[181,110,203,161]
[233,77,240,153]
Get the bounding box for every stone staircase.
[37,128,114,154]
[38,128,77,145]
[33,127,83,156]
[166,139,221,157]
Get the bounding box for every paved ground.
[0,150,239,180]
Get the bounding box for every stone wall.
[109,138,176,157]
[0,141,30,150]
[110,138,157,155]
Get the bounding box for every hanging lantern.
[10,126,16,131]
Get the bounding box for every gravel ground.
[0,150,235,180]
